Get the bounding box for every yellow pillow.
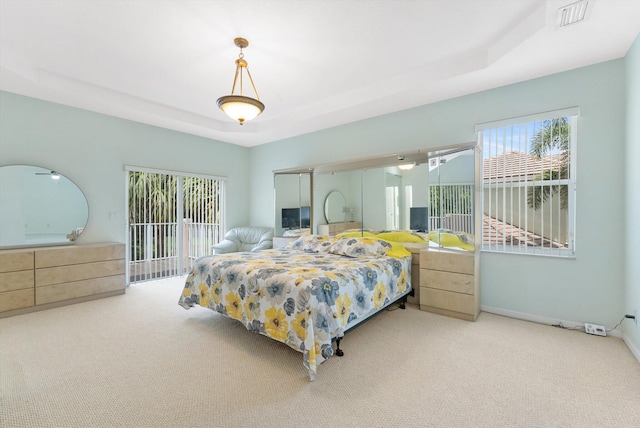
[376,230,428,243]
[428,230,474,251]
[377,239,411,258]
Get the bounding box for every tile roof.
[483,151,563,181]
[482,214,567,249]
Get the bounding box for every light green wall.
[250,59,627,328]
[624,35,640,352]
[0,91,253,245]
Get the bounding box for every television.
[300,206,310,228]
[281,207,300,229]
[410,207,429,232]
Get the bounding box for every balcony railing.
[129,220,220,282]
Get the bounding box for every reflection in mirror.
[315,169,361,228]
[0,165,89,248]
[428,147,476,251]
[274,172,312,237]
[385,163,429,232]
[281,144,477,248]
[360,163,430,232]
[324,190,346,223]
[385,172,401,230]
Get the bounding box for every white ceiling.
[1,0,639,147]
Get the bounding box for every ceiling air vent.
[557,0,589,28]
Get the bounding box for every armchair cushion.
[211,227,274,254]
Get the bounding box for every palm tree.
[129,172,178,260]
[527,117,570,210]
[129,172,221,260]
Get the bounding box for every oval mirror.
[324,190,346,223]
[0,165,89,248]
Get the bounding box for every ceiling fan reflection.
[35,170,61,180]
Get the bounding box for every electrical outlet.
[585,323,606,336]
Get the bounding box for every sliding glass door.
[126,167,225,283]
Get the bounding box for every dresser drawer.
[35,244,125,268]
[421,268,474,294]
[35,274,126,305]
[0,251,34,273]
[0,289,34,312]
[420,249,474,274]
[420,287,475,315]
[36,260,125,287]
[0,270,34,292]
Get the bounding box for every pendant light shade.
[217,95,264,124]
[217,38,264,125]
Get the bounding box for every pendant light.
[217,38,265,125]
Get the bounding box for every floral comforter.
[178,247,411,380]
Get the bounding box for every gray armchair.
[211,227,274,254]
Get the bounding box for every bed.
[178,235,412,380]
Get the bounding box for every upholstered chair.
[211,227,274,254]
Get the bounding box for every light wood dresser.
[317,222,362,236]
[419,248,480,321]
[0,248,35,313]
[0,242,126,318]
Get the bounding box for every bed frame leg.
[398,295,407,310]
[335,338,344,357]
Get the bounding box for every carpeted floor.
[1,277,639,428]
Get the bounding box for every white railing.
[129,220,220,282]
[429,184,474,233]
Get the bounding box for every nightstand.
[419,248,480,321]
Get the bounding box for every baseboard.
[622,333,640,364]
[480,305,623,339]
[0,289,126,319]
[480,306,640,365]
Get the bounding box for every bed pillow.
[376,230,428,243]
[378,239,412,258]
[428,230,475,251]
[287,234,334,253]
[328,236,392,258]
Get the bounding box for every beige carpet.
[1,277,639,428]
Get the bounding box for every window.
[476,108,578,257]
